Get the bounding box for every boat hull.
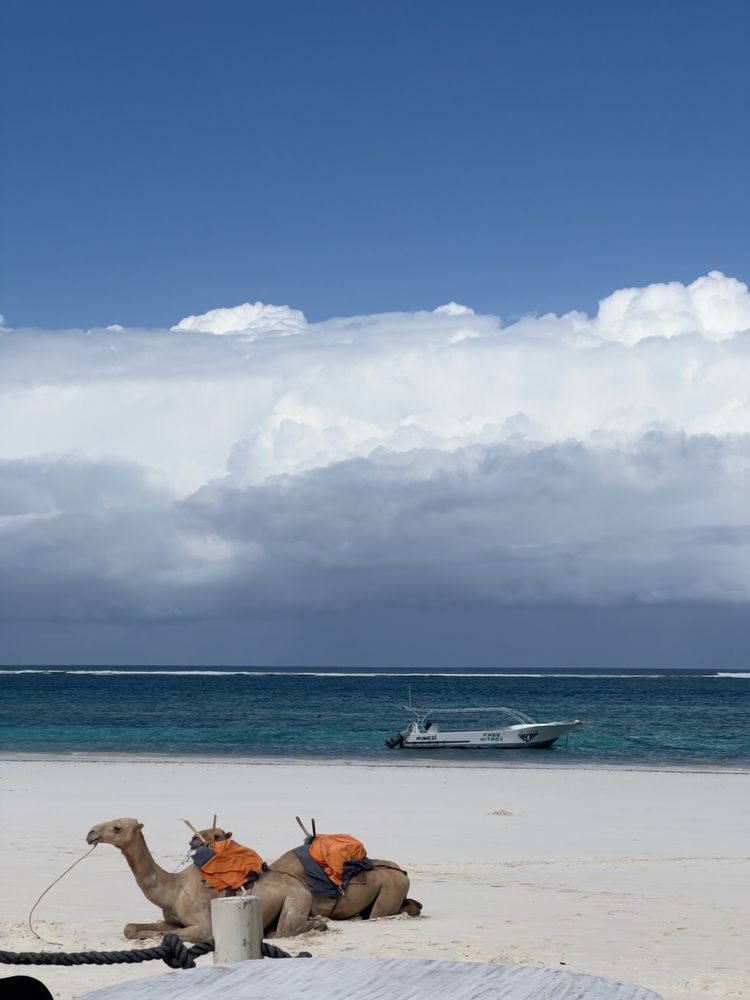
[396,721,579,750]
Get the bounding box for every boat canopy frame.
[401,705,538,727]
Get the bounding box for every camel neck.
[122,831,174,896]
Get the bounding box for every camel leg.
[164,922,213,944]
[124,921,181,940]
[368,877,410,919]
[274,894,327,937]
[273,913,327,936]
[399,897,423,916]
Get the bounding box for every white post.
[211,895,263,963]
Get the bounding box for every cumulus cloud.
[171,301,307,337]
[2,271,750,626]
[433,302,476,316]
[595,270,750,345]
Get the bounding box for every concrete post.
[211,895,263,963]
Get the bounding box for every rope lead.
[0,934,311,968]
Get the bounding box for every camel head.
[87,817,144,849]
[190,826,232,851]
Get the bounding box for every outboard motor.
[385,733,404,749]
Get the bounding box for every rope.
[262,941,311,959]
[583,724,694,754]
[265,866,310,891]
[0,935,311,968]
[28,843,99,946]
[0,935,213,969]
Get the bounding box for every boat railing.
[400,706,538,727]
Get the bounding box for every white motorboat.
[385,705,581,750]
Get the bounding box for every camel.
[86,818,326,942]
[192,826,423,922]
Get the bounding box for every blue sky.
[3,2,750,668]
[2,0,748,330]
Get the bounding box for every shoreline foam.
[1,749,747,775]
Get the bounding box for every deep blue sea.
[0,668,748,768]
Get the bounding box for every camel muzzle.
[86,830,102,844]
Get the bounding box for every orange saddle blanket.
[194,838,263,892]
[309,833,366,886]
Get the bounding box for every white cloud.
[2,271,750,623]
[171,301,307,337]
[596,270,750,345]
[433,302,476,316]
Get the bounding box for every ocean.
[0,668,748,768]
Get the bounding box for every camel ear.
[135,822,144,831]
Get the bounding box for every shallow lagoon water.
[1,668,748,768]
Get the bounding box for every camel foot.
[124,923,156,940]
[400,898,423,917]
[309,916,328,932]
[124,921,178,940]
[171,926,213,944]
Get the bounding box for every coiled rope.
[0,934,311,968]
[0,935,213,969]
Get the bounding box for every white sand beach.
[0,757,747,1000]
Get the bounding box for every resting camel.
[192,826,423,922]
[86,818,326,942]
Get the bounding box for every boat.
[384,705,581,750]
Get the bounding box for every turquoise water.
[0,668,748,768]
